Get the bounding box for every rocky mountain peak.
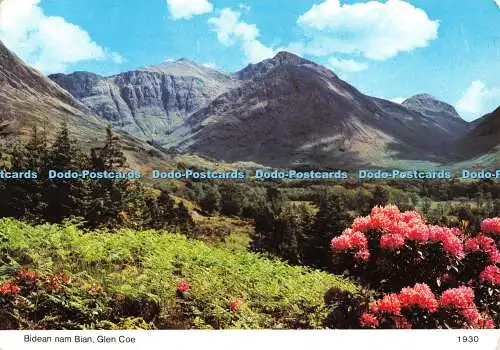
[402,93,463,120]
[235,51,313,80]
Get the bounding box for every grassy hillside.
[0,219,358,329]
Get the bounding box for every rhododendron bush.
[329,205,499,328]
[360,284,495,329]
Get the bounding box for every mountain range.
[1,40,498,169]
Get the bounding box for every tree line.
[0,123,193,231]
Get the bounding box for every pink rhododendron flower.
[427,226,464,257]
[177,281,190,293]
[476,317,495,329]
[464,234,499,263]
[351,216,373,232]
[480,218,500,235]
[440,286,475,309]
[354,249,370,261]
[359,313,379,328]
[380,234,405,251]
[460,307,480,323]
[398,283,438,312]
[331,235,352,251]
[479,265,500,285]
[370,293,401,315]
[346,230,368,249]
[0,282,20,296]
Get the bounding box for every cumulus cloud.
[327,57,368,72]
[295,0,439,60]
[0,0,123,73]
[166,0,213,20]
[208,8,275,63]
[456,81,500,121]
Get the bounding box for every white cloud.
[295,0,439,60]
[390,97,406,104]
[202,62,217,69]
[456,81,500,121]
[208,8,276,63]
[327,57,368,72]
[0,0,123,73]
[495,0,500,8]
[166,0,213,20]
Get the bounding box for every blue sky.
[0,0,499,121]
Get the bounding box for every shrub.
[329,205,499,328]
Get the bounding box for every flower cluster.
[45,273,71,291]
[16,269,38,282]
[331,228,369,260]
[479,265,500,285]
[360,284,495,329]
[177,281,190,293]
[398,283,438,312]
[481,218,500,235]
[439,286,496,328]
[359,312,379,328]
[440,286,475,309]
[0,282,20,296]
[464,234,500,263]
[229,297,243,312]
[370,293,401,315]
[332,205,464,258]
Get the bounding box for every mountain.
[402,94,470,139]
[0,40,169,168]
[450,106,500,163]
[160,52,474,168]
[0,40,103,142]
[49,60,240,142]
[402,94,461,120]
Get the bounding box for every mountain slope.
[0,40,169,168]
[49,60,240,142]
[162,52,469,168]
[0,40,106,143]
[450,106,500,164]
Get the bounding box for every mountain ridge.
[162,55,473,168]
[10,46,497,168]
[49,59,240,142]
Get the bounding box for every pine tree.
[87,125,129,228]
[153,190,177,230]
[4,126,50,222]
[45,122,90,222]
[176,201,194,234]
[302,193,351,270]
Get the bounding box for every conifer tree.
[302,193,352,270]
[87,125,129,228]
[5,126,50,221]
[152,189,177,230]
[176,201,194,234]
[46,122,89,222]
